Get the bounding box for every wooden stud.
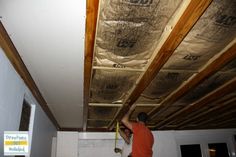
[89,103,160,107]
[108,0,213,129]
[83,0,99,131]
[176,97,236,129]
[0,22,60,129]
[195,110,236,129]
[155,77,236,129]
[149,42,236,119]
[60,127,112,132]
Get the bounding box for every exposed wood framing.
[0,21,60,129]
[192,110,236,129]
[83,0,99,131]
[108,0,213,130]
[148,42,236,119]
[216,117,236,127]
[60,127,111,132]
[155,77,236,129]
[93,66,199,73]
[176,97,236,129]
[92,66,145,72]
[89,103,160,107]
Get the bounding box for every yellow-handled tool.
[114,121,119,148]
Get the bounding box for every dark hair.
[137,112,148,123]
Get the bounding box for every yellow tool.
[114,121,119,148]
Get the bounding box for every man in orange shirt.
[122,106,154,157]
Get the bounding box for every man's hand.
[114,148,122,153]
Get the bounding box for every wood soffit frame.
[0,21,60,130]
[108,0,214,130]
[83,0,99,131]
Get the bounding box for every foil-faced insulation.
[88,106,119,119]
[164,0,236,70]
[94,0,182,68]
[90,70,140,103]
[142,71,193,100]
[174,72,236,106]
[87,120,110,128]
[135,96,162,104]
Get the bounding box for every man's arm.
[121,105,136,131]
[118,129,130,144]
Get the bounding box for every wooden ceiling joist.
[0,21,60,129]
[148,41,236,120]
[83,0,99,131]
[108,0,213,130]
[89,103,160,107]
[176,97,236,129]
[155,77,236,129]
[60,127,111,132]
[195,110,236,129]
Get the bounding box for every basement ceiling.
[85,0,236,131]
[0,0,236,131]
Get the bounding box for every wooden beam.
[93,66,145,72]
[194,105,236,126]
[176,97,236,129]
[93,66,198,73]
[149,41,236,119]
[108,0,213,129]
[155,77,236,129]
[60,127,112,132]
[216,118,236,127]
[0,21,60,129]
[190,110,236,129]
[89,103,160,107]
[83,0,99,131]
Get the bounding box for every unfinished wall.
[0,48,57,157]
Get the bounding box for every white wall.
[78,132,122,157]
[56,132,78,157]
[155,129,236,157]
[0,48,57,157]
[55,129,236,157]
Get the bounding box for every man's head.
[137,112,148,123]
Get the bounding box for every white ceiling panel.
[48,104,83,128]
[0,0,86,127]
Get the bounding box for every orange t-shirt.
[132,123,154,157]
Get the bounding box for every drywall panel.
[78,139,121,157]
[48,104,83,128]
[0,48,25,156]
[153,131,178,157]
[53,130,236,157]
[30,99,57,157]
[56,132,78,157]
[78,132,123,157]
[0,0,86,127]
[0,48,57,157]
